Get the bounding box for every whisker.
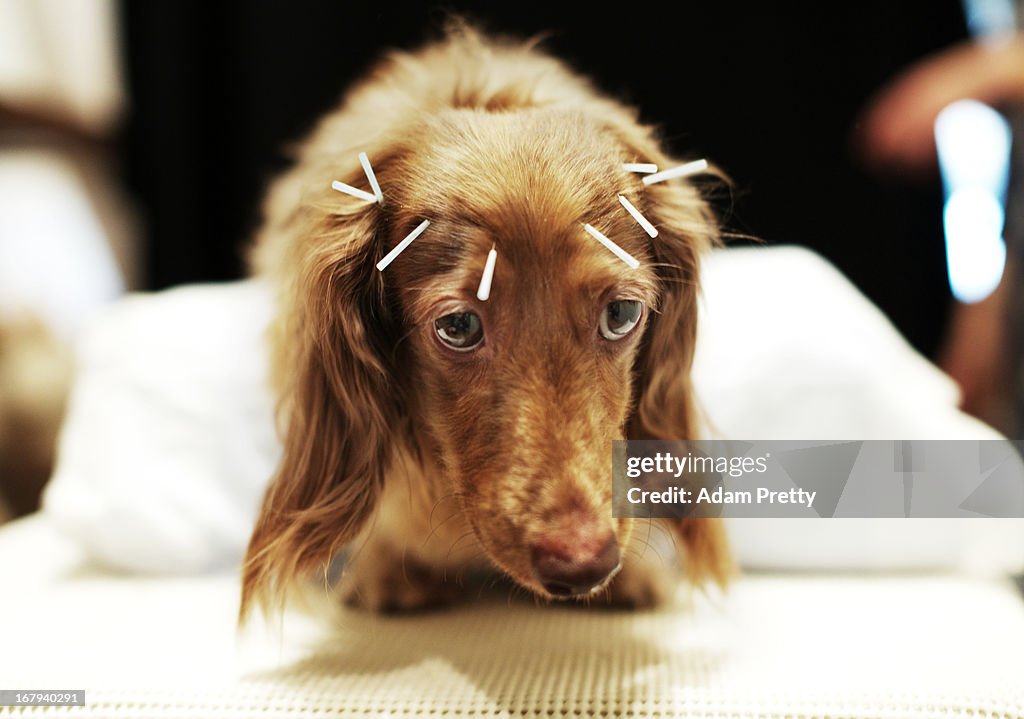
[628,534,665,564]
[400,545,411,585]
[422,492,465,546]
[446,530,479,562]
[421,507,464,547]
[419,497,464,548]
[626,520,667,565]
[644,514,655,559]
[648,519,679,555]
[393,324,418,354]
[628,538,650,562]
[427,490,462,527]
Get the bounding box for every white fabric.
[695,247,996,441]
[42,246,1024,574]
[44,280,278,572]
[0,149,125,341]
[2,513,1023,717]
[695,247,1024,573]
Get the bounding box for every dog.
[240,24,732,618]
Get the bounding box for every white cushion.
[694,247,1023,573]
[44,280,278,572]
[695,246,995,441]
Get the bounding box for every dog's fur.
[241,26,732,619]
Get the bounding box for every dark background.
[119,1,966,356]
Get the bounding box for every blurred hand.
[858,35,1024,174]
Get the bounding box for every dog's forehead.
[390,108,653,287]
[410,109,629,222]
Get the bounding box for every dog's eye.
[434,312,484,350]
[599,300,643,340]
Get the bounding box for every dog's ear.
[240,152,403,621]
[634,174,735,588]
[627,176,712,441]
[605,119,717,441]
[609,120,735,588]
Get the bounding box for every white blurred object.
[0,0,123,133]
[695,247,1024,575]
[0,0,133,340]
[45,281,279,573]
[43,246,1024,575]
[0,149,126,340]
[942,186,1006,303]
[961,0,1017,41]
[935,95,1013,304]
[694,247,998,441]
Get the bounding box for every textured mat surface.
[2,515,1024,718]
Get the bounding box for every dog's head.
[241,52,728,618]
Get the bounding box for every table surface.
[2,514,1023,718]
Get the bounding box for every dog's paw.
[340,549,465,613]
[600,554,677,609]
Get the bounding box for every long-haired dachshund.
[241,24,732,617]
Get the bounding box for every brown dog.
[240,25,731,618]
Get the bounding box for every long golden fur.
[241,25,732,619]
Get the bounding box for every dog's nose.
[530,534,621,597]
